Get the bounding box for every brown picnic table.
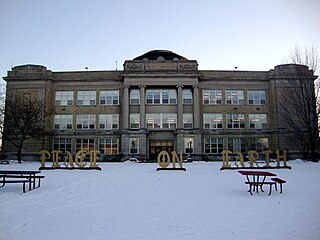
[238,170,282,195]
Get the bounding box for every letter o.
[157,150,171,168]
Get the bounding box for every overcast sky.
[1,0,319,81]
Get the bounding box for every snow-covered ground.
[0,160,319,240]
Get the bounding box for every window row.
[204,137,269,154]
[55,90,119,106]
[53,138,119,154]
[54,113,267,130]
[131,89,193,105]
[203,113,268,129]
[54,114,119,130]
[55,89,266,107]
[203,90,266,105]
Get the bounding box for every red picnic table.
[238,170,277,195]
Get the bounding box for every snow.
[0,160,320,240]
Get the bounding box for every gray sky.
[1,0,319,81]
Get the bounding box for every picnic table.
[0,170,45,193]
[0,160,10,164]
[238,170,277,195]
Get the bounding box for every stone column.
[177,85,183,129]
[139,85,146,129]
[193,85,200,129]
[122,85,129,130]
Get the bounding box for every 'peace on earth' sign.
[156,150,186,171]
[39,149,101,170]
[220,149,291,170]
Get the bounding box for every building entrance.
[149,141,174,161]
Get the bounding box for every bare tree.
[0,83,6,139]
[3,94,50,163]
[289,46,320,120]
[0,82,6,155]
[280,46,320,161]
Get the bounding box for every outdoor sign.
[220,149,291,170]
[39,149,101,170]
[156,150,186,171]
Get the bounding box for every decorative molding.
[179,64,197,70]
[126,64,143,71]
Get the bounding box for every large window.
[130,89,140,105]
[203,90,222,105]
[183,89,193,104]
[204,138,224,154]
[53,139,72,152]
[130,114,140,129]
[76,139,95,152]
[77,91,96,106]
[248,90,266,105]
[226,113,245,129]
[100,90,119,105]
[76,114,96,130]
[55,91,73,106]
[248,114,268,129]
[146,113,177,129]
[146,89,176,104]
[162,113,177,128]
[99,114,119,130]
[227,138,246,153]
[203,113,223,129]
[98,139,118,154]
[183,113,193,129]
[54,115,73,130]
[225,90,244,105]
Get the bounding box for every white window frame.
[54,115,73,130]
[77,91,96,106]
[146,113,177,129]
[203,113,223,129]
[225,90,244,105]
[99,114,119,130]
[248,114,268,129]
[130,89,140,105]
[182,89,193,104]
[130,114,140,129]
[76,139,95,152]
[98,138,119,154]
[183,113,193,129]
[99,90,119,105]
[146,89,177,105]
[226,113,245,129]
[76,114,96,130]
[53,139,72,153]
[248,90,266,105]
[227,138,246,153]
[203,90,222,105]
[55,91,74,106]
[204,138,224,154]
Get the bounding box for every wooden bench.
[245,181,276,195]
[0,178,29,193]
[271,177,286,193]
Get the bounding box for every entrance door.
[149,141,174,161]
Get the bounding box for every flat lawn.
[0,160,319,240]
